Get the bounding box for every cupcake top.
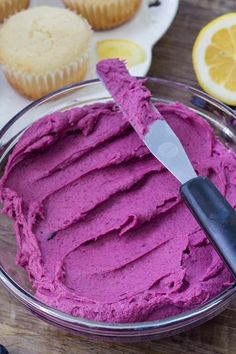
[0,6,91,74]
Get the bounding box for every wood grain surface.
[1,0,236,353]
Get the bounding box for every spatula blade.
[144,120,197,184]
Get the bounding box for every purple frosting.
[0,66,235,323]
[97,59,162,137]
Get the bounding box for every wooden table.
[1,0,236,353]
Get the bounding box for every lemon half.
[193,13,236,105]
[96,39,145,68]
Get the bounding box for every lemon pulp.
[193,13,236,104]
[96,39,145,68]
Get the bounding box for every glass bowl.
[0,78,236,342]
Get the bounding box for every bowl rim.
[0,77,236,336]
[0,265,236,335]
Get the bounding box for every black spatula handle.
[180,176,236,277]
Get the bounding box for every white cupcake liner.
[2,53,89,100]
[0,0,29,22]
[63,0,142,30]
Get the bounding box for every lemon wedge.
[96,39,145,68]
[193,13,236,105]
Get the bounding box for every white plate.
[0,0,179,127]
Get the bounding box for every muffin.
[0,0,29,23]
[63,0,142,30]
[0,6,92,99]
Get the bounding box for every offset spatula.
[97,59,236,278]
[145,118,236,277]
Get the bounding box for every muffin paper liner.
[0,0,29,22]
[2,53,89,100]
[63,0,142,30]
